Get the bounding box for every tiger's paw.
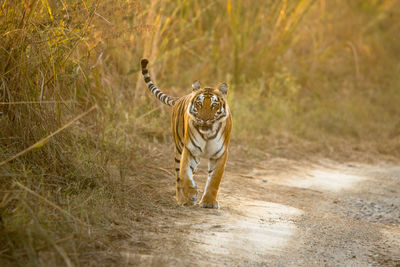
[176,191,186,205]
[199,198,219,209]
[176,184,188,205]
[181,181,198,205]
[177,196,197,206]
[184,188,198,205]
[177,185,197,205]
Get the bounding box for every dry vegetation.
[1,0,400,265]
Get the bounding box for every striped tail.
[141,59,176,106]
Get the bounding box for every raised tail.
[141,59,176,106]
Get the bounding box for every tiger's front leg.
[177,147,199,205]
[200,151,228,209]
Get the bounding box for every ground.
[108,145,400,267]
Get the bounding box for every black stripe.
[189,135,202,152]
[208,122,222,140]
[175,102,184,146]
[156,91,163,99]
[212,144,225,158]
[144,77,151,83]
[141,59,149,68]
[217,129,224,143]
[190,166,194,172]
[175,143,182,154]
[194,125,206,140]
[177,100,187,145]
[174,109,183,154]
[164,97,169,104]
[173,106,183,154]
[175,158,180,163]
[175,168,180,172]
[142,69,148,75]
[177,177,180,182]
[185,146,195,159]
[174,118,183,154]
[208,169,214,174]
[212,135,228,159]
[215,111,227,121]
[189,128,202,152]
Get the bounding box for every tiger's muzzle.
[194,120,214,134]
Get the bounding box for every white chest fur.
[186,120,226,159]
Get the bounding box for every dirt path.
[122,157,400,266]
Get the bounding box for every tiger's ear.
[218,83,228,95]
[192,80,201,91]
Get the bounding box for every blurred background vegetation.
[1,0,399,265]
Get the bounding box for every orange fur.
[141,59,232,208]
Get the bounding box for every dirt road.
[121,156,400,266]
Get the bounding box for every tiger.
[140,59,232,208]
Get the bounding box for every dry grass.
[1,0,400,265]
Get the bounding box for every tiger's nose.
[197,119,211,126]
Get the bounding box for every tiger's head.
[188,81,229,134]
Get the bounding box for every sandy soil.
[120,156,400,266]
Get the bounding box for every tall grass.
[1,0,400,265]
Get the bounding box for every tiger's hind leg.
[177,147,199,205]
[200,151,228,209]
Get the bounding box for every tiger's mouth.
[198,124,212,134]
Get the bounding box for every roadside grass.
[1,0,400,265]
